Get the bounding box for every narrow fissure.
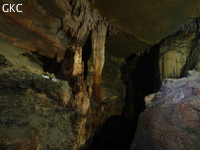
[88,45,161,150]
[82,36,92,81]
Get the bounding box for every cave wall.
[159,20,200,81]
[131,71,200,150]
[128,17,200,150]
[0,1,127,149]
[0,0,107,61]
[122,18,200,122]
[86,50,126,120]
[1,0,200,149]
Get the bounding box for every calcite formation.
[0,0,104,60]
[0,41,126,149]
[91,21,107,101]
[159,31,200,81]
[60,45,83,81]
[131,73,200,150]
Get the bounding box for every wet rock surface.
[131,73,200,150]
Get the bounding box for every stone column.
[91,21,107,101]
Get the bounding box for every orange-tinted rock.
[86,50,126,127]
[0,0,103,61]
[60,45,83,81]
[91,21,107,101]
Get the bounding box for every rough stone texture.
[60,45,84,81]
[0,51,91,150]
[159,31,200,81]
[89,0,200,44]
[131,73,200,150]
[0,0,103,60]
[105,31,151,57]
[91,21,107,101]
[87,51,126,123]
[0,39,44,73]
[1,0,200,60]
[0,64,87,150]
[0,38,126,149]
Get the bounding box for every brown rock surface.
[86,51,126,122]
[0,37,126,149]
[0,0,103,60]
[91,21,107,101]
[89,0,200,44]
[131,74,200,150]
[1,0,200,60]
[0,63,87,149]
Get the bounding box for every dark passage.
[89,45,161,150]
[82,36,93,81]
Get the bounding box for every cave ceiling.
[89,0,200,57]
[0,0,200,58]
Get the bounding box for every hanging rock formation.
[91,21,107,101]
[0,0,104,61]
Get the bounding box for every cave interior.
[1,0,200,150]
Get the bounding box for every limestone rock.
[0,67,87,150]
[86,51,126,123]
[131,75,200,150]
[60,45,84,81]
[159,32,200,81]
[0,0,102,61]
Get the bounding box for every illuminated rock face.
[91,21,107,101]
[0,42,126,150]
[159,31,200,81]
[60,45,84,81]
[131,74,200,150]
[0,0,103,61]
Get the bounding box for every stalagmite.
[91,21,107,101]
[60,45,90,115]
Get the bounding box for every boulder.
[131,73,200,150]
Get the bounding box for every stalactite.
[91,20,107,101]
[63,0,102,42]
[164,18,199,39]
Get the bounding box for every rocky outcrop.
[0,59,88,149]
[131,73,200,150]
[0,35,126,149]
